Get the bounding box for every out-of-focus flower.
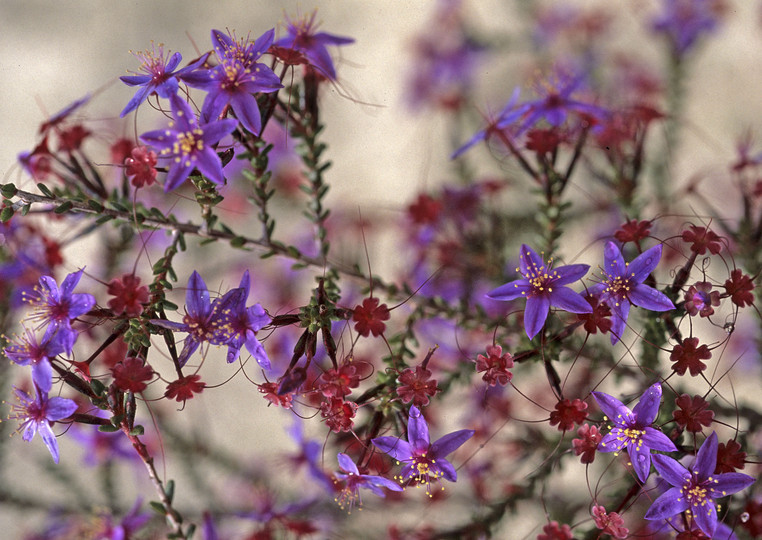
[333,453,402,512]
[4,326,66,393]
[274,11,354,80]
[651,0,724,57]
[9,386,77,463]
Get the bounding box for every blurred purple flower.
[274,11,354,80]
[140,94,237,191]
[9,386,77,463]
[645,432,754,537]
[119,44,209,117]
[151,271,243,367]
[4,326,66,393]
[26,269,95,355]
[651,0,722,57]
[216,270,271,368]
[592,382,677,482]
[334,453,402,511]
[487,244,591,339]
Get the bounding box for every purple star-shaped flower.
[274,11,354,80]
[452,87,529,159]
[26,269,95,355]
[334,453,402,511]
[645,432,754,537]
[184,29,282,135]
[591,242,675,344]
[4,326,67,392]
[592,382,677,483]
[151,271,243,367]
[140,94,238,191]
[9,386,77,463]
[216,270,271,368]
[486,244,591,339]
[372,405,474,495]
[119,43,209,117]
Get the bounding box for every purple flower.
[334,452,402,511]
[592,382,677,483]
[651,0,721,57]
[151,271,243,367]
[26,269,95,355]
[274,11,354,80]
[185,29,282,135]
[215,270,271,368]
[9,386,77,463]
[645,432,754,537]
[591,242,675,344]
[486,244,591,339]
[140,94,238,191]
[515,72,607,133]
[452,87,528,158]
[4,326,67,392]
[372,405,474,495]
[119,43,209,117]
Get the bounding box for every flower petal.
[644,487,689,521]
[230,92,262,135]
[407,406,430,450]
[692,499,718,538]
[486,279,530,301]
[693,431,718,479]
[641,427,677,452]
[549,287,592,314]
[628,244,662,283]
[628,284,674,312]
[46,396,78,421]
[430,429,474,459]
[186,271,210,317]
[434,458,457,482]
[591,392,632,426]
[651,454,690,487]
[627,440,653,482]
[39,423,61,464]
[603,242,626,276]
[632,383,662,425]
[371,436,412,462]
[708,472,756,498]
[519,245,544,275]
[337,452,358,475]
[552,263,590,285]
[524,294,550,339]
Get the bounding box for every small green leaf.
[95,214,115,224]
[0,206,14,222]
[37,183,53,197]
[54,201,74,214]
[0,183,17,198]
[87,199,104,211]
[129,425,145,436]
[166,479,175,503]
[149,501,166,515]
[230,236,247,248]
[98,424,120,433]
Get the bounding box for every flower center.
[522,261,558,296]
[173,129,204,159]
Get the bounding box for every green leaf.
[0,206,14,223]
[129,425,145,436]
[20,203,31,216]
[98,424,120,433]
[37,183,53,197]
[166,479,175,503]
[54,201,74,214]
[0,183,18,198]
[95,214,115,224]
[149,501,166,515]
[87,199,104,211]
[230,236,247,248]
